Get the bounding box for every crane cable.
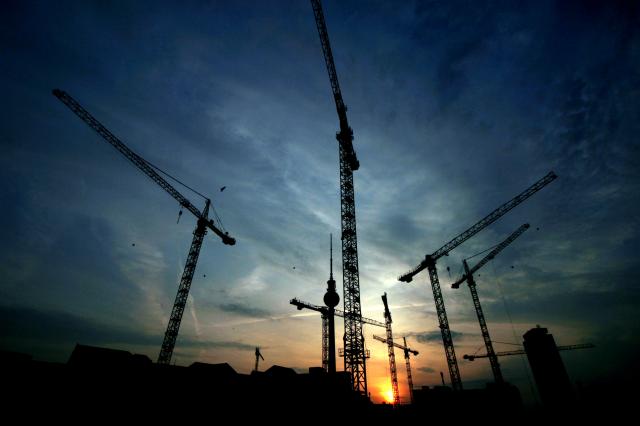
[143,158,227,232]
[490,261,539,405]
[451,240,503,282]
[492,341,523,347]
[466,241,502,262]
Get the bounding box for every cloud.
[0,304,159,348]
[179,339,255,351]
[408,330,473,344]
[218,303,272,318]
[1,0,639,400]
[418,367,436,374]
[0,304,258,359]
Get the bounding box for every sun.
[383,388,395,404]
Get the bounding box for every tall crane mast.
[403,336,417,404]
[381,293,399,405]
[52,89,235,366]
[310,0,366,395]
[398,172,557,390]
[463,344,594,361]
[373,335,419,404]
[290,298,384,372]
[450,223,530,385]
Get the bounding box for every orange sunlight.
[383,388,394,404]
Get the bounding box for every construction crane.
[463,344,594,361]
[310,0,366,395]
[290,298,384,372]
[403,337,417,403]
[254,347,265,372]
[373,335,419,404]
[450,223,530,385]
[380,293,399,405]
[398,172,557,390]
[52,89,235,366]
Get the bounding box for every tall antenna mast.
[323,232,340,374]
[330,233,333,280]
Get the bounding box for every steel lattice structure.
[321,314,329,371]
[53,89,235,366]
[158,206,209,365]
[451,224,530,384]
[464,343,594,361]
[373,334,419,404]
[451,223,531,289]
[398,172,557,391]
[310,0,366,394]
[290,298,384,372]
[402,337,416,404]
[381,293,399,405]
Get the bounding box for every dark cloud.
[218,303,272,318]
[0,304,158,361]
[486,289,640,330]
[418,366,436,374]
[408,330,473,344]
[178,339,255,351]
[0,0,639,400]
[0,304,256,360]
[0,304,155,345]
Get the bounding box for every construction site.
[2,0,638,421]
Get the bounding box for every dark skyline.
[1,0,639,404]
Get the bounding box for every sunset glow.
[1,1,635,417]
[382,388,394,404]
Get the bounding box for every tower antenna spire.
[330,233,333,280]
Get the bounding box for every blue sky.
[1,0,639,404]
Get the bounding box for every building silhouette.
[523,326,575,409]
[2,344,370,421]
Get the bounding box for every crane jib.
[52,89,235,246]
[290,298,385,328]
[451,223,530,289]
[399,171,556,282]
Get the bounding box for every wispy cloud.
[218,302,272,318]
[1,1,638,400]
[179,339,255,351]
[407,330,476,344]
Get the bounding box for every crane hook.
[177,207,183,224]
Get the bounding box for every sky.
[1,0,639,405]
